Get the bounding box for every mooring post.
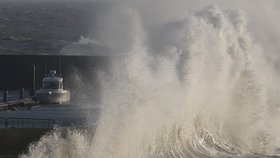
[20,88,25,99]
[3,90,8,102]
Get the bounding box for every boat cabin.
[36,70,70,104]
[42,70,63,90]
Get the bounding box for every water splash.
[22,5,280,158]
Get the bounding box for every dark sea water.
[0,1,108,55]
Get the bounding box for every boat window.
[43,81,60,89]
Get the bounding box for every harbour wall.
[0,128,51,155]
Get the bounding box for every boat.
[36,70,70,104]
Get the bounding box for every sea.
[1,0,280,158]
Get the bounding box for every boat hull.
[36,90,70,104]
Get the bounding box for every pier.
[0,89,35,111]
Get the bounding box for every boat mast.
[33,65,36,95]
[45,56,48,76]
[59,56,62,77]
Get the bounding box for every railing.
[0,89,29,102]
[0,117,55,129]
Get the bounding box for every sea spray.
[92,5,280,157]
[22,5,280,158]
[20,129,92,158]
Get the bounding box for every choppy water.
[1,1,280,158]
[0,1,108,55]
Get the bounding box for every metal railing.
[0,89,29,103]
[0,117,55,129]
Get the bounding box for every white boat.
[36,70,70,104]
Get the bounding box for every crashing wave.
[22,5,280,158]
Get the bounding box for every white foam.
[22,5,280,158]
